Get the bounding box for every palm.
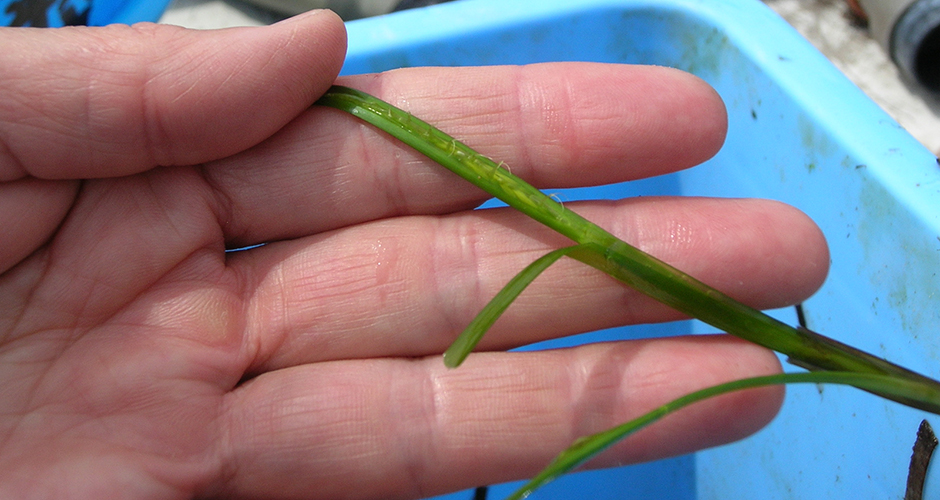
[0,14,829,500]
[1,167,249,497]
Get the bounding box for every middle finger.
[232,196,828,373]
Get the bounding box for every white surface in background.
[766,0,940,154]
[158,0,278,28]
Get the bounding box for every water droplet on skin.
[372,240,392,287]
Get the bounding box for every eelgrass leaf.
[315,85,940,414]
[315,83,940,500]
[504,371,940,500]
[444,245,587,368]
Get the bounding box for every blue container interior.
[342,0,940,498]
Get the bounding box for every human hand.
[0,11,829,499]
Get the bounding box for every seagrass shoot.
[315,85,940,499]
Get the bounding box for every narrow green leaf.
[444,245,585,368]
[504,371,940,500]
[315,85,940,414]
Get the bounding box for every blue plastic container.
[342,0,940,498]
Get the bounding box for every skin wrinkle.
[564,347,600,444]
[141,173,188,244]
[98,43,149,163]
[209,47,256,99]
[52,78,96,166]
[0,54,26,180]
[519,69,579,184]
[2,32,113,177]
[203,141,288,246]
[146,28,237,110]
[442,213,524,346]
[80,26,157,171]
[196,164,240,249]
[277,256,348,360]
[374,223,465,356]
[0,356,55,458]
[0,134,25,181]
[245,229,423,369]
[317,240,406,342]
[270,21,306,84]
[571,345,659,450]
[210,339,781,499]
[390,362,437,500]
[224,368,348,497]
[81,60,100,170]
[0,177,71,274]
[351,118,390,212]
[511,69,536,186]
[264,262,292,372]
[14,343,105,455]
[326,118,390,223]
[445,86,512,162]
[567,346,629,442]
[368,235,404,312]
[416,369,447,497]
[139,29,191,169]
[375,125,414,219]
[33,248,220,391]
[430,216,485,345]
[558,73,622,172]
[41,174,203,329]
[241,247,312,370]
[608,198,705,270]
[494,357,579,467]
[41,259,117,332]
[554,77,579,177]
[204,393,240,499]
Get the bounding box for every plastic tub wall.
[341,0,940,498]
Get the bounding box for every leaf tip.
[442,349,466,369]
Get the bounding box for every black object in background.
[853,0,940,91]
[393,0,455,11]
[2,0,89,26]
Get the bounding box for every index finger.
[205,63,728,246]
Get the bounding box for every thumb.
[0,10,346,180]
